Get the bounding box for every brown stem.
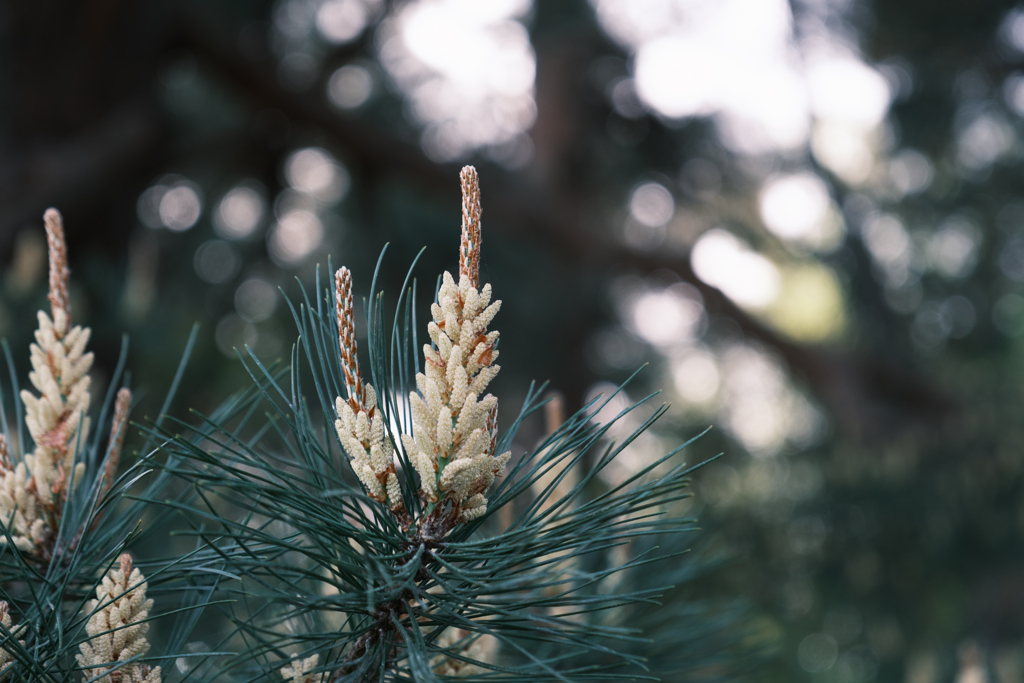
[330,499,462,681]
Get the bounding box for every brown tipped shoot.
[43,208,71,325]
[101,388,132,497]
[486,402,499,458]
[335,267,364,410]
[459,165,482,289]
[0,434,11,472]
[119,551,133,578]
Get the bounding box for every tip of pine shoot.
[459,166,482,289]
[43,207,71,322]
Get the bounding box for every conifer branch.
[0,210,197,680]
[147,166,722,681]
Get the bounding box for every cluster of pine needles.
[0,168,744,682]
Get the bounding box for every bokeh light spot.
[379,0,536,159]
[628,283,704,346]
[215,184,266,239]
[673,350,720,404]
[328,64,374,109]
[268,209,324,265]
[1002,8,1024,53]
[888,149,934,196]
[927,217,979,279]
[285,147,351,202]
[860,213,913,286]
[137,185,168,228]
[629,182,675,228]
[139,177,203,231]
[806,57,891,126]
[235,278,278,322]
[194,240,241,284]
[759,173,842,250]
[159,184,203,231]
[592,0,890,155]
[317,0,379,44]
[691,229,781,309]
[956,112,1014,171]
[766,264,847,343]
[810,121,878,186]
[720,344,825,455]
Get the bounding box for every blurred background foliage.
[4,0,1024,680]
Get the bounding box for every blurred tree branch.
[176,19,955,440]
[0,8,954,442]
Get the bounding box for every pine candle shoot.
[334,166,509,533]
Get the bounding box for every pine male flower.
[400,167,509,522]
[0,600,25,677]
[0,209,93,555]
[0,434,44,552]
[23,209,92,498]
[330,167,508,524]
[333,267,401,510]
[77,553,161,683]
[280,654,326,683]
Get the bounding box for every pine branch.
[0,211,216,681]
[143,167,731,681]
